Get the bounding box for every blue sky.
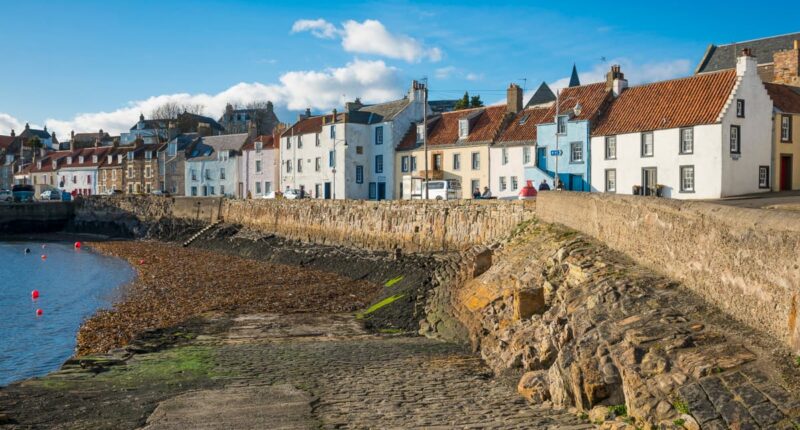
[0,0,796,137]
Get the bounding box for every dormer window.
[79,156,84,164]
[557,116,568,134]
[52,160,57,169]
[458,119,469,139]
[167,143,177,156]
[127,151,134,160]
[92,155,98,163]
[416,124,425,142]
[67,157,73,164]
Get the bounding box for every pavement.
[709,190,800,209]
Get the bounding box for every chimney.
[247,120,257,139]
[25,123,30,130]
[506,83,523,115]
[10,129,15,137]
[332,108,338,122]
[606,65,628,97]
[409,80,427,102]
[736,48,758,77]
[772,40,800,86]
[298,108,311,121]
[345,98,364,113]
[69,135,75,152]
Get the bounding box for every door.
[377,182,386,200]
[368,182,377,200]
[323,182,332,199]
[238,182,244,198]
[780,155,792,191]
[536,148,547,171]
[642,168,657,196]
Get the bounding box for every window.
[220,185,225,195]
[286,160,292,173]
[375,126,383,145]
[145,166,151,178]
[330,125,336,139]
[736,99,745,118]
[92,155,98,163]
[356,165,364,183]
[117,154,123,164]
[315,157,321,172]
[401,156,410,173]
[209,186,216,195]
[297,136,302,149]
[471,152,480,170]
[286,138,291,150]
[205,169,212,180]
[264,182,271,194]
[759,166,770,189]
[511,176,519,191]
[255,182,262,194]
[191,186,197,196]
[191,169,197,181]
[416,124,425,142]
[297,159,303,173]
[375,155,383,173]
[145,151,152,160]
[79,156,84,164]
[255,160,262,173]
[356,146,363,155]
[605,136,617,159]
[730,125,741,154]
[453,153,461,170]
[107,155,113,164]
[166,143,177,157]
[145,183,151,194]
[680,165,695,193]
[499,176,507,191]
[641,132,654,157]
[329,150,335,168]
[680,128,694,154]
[570,142,583,163]
[128,167,134,179]
[605,169,616,193]
[127,151,134,160]
[557,116,568,134]
[433,154,442,170]
[781,115,793,142]
[315,134,320,146]
[87,175,92,184]
[523,147,531,164]
[411,156,417,172]
[67,156,73,164]
[502,148,508,165]
[458,119,469,139]
[217,167,225,179]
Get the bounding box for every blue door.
[377,182,386,200]
[368,182,377,199]
[324,182,332,199]
[536,147,547,171]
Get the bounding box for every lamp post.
[553,88,582,190]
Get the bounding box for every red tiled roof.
[497,106,552,143]
[0,135,15,150]
[244,133,279,151]
[29,151,72,173]
[764,83,800,114]
[542,82,610,123]
[60,146,113,168]
[397,105,509,150]
[592,70,738,136]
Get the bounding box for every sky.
[0,0,797,138]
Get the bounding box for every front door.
[323,182,332,199]
[642,168,657,196]
[536,147,547,171]
[377,182,386,200]
[238,182,244,198]
[780,155,792,191]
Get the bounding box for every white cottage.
[184,134,249,197]
[590,49,773,199]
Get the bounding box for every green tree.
[453,92,470,110]
[470,95,484,108]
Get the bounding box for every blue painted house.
[524,78,613,191]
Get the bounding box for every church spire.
[569,64,581,87]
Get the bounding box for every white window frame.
[570,142,583,163]
[458,119,469,139]
[680,127,694,154]
[605,169,616,193]
[730,125,741,154]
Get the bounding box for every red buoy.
[74,241,82,249]
[36,309,43,317]
[139,259,145,265]
[41,254,47,260]
[31,290,39,300]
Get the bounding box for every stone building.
[158,133,200,195]
[764,83,800,191]
[184,134,249,197]
[97,146,131,194]
[124,141,162,194]
[219,102,280,136]
[695,31,800,84]
[27,150,71,195]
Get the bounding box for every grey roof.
[526,82,556,107]
[568,64,581,87]
[165,133,200,152]
[19,128,51,140]
[352,98,411,123]
[429,99,458,113]
[187,133,248,161]
[178,112,225,131]
[695,32,800,74]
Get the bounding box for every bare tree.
[150,102,205,120]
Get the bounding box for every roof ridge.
[714,31,800,47]
[625,69,735,90]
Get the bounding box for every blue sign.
[550,149,563,156]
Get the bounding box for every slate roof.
[178,112,225,132]
[397,105,509,150]
[19,127,51,140]
[59,147,113,169]
[696,32,800,74]
[525,82,557,108]
[592,70,738,136]
[160,133,200,153]
[130,119,170,131]
[188,133,249,161]
[496,107,552,144]
[354,98,411,122]
[765,83,800,114]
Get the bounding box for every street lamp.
[553,88,582,190]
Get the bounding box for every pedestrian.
[299,185,306,199]
[481,186,492,198]
[538,179,550,191]
[473,188,481,199]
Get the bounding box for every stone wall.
[0,202,74,234]
[220,199,535,252]
[536,191,800,353]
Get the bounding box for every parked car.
[414,180,461,200]
[40,190,62,200]
[283,189,303,199]
[151,189,171,197]
[12,184,35,202]
[105,189,123,196]
[262,191,280,199]
[0,189,11,202]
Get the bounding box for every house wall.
[774,113,800,190]
[527,119,591,191]
[590,124,724,199]
[59,168,98,195]
[98,166,124,194]
[490,144,534,198]
[719,70,773,197]
[126,158,160,194]
[395,143,490,199]
[159,152,187,196]
[242,147,278,197]
[184,156,239,197]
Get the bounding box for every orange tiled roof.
[244,133,279,151]
[29,151,72,173]
[542,82,610,123]
[281,113,346,138]
[592,70,738,136]
[0,135,14,150]
[60,147,113,168]
[397,105,509,150]
[497,106,552,143]
[765,82,800,114]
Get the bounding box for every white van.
[414,180,461,200]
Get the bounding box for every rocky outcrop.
[424,219,800,428]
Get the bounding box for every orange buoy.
[74,241,82,249]
[36,309,43,317]
[31,290,39,300]
[41,254,47,260]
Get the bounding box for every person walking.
[481,186,492,198]
[538,179,551,191]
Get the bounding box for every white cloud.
[435,66,456,79]
[465,72,483,82]
[548,58,692,93]
[292,18,442,63]
[40,59,402,138]
[0,113,23,134]
[291,19,339,39]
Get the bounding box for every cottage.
[591,50,773,199]
[158,133,201,195]
[240,133,280,197]
[58,146,112,196]
[184,134,249,197]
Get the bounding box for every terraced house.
[158,133,200,196]
[98,146,131,194]
[591,49,773,199]
[762,40,800,191]
[124,142,162,194]
[184,134,249,197]
[240,133,280,198]
[27,150,71,194]
[58,146,112,196]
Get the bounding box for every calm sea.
[0,241,134,386]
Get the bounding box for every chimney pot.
[506,83,523,115]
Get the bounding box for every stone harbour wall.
[536,191,800,353]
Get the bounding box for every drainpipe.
[585,120,591,192]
